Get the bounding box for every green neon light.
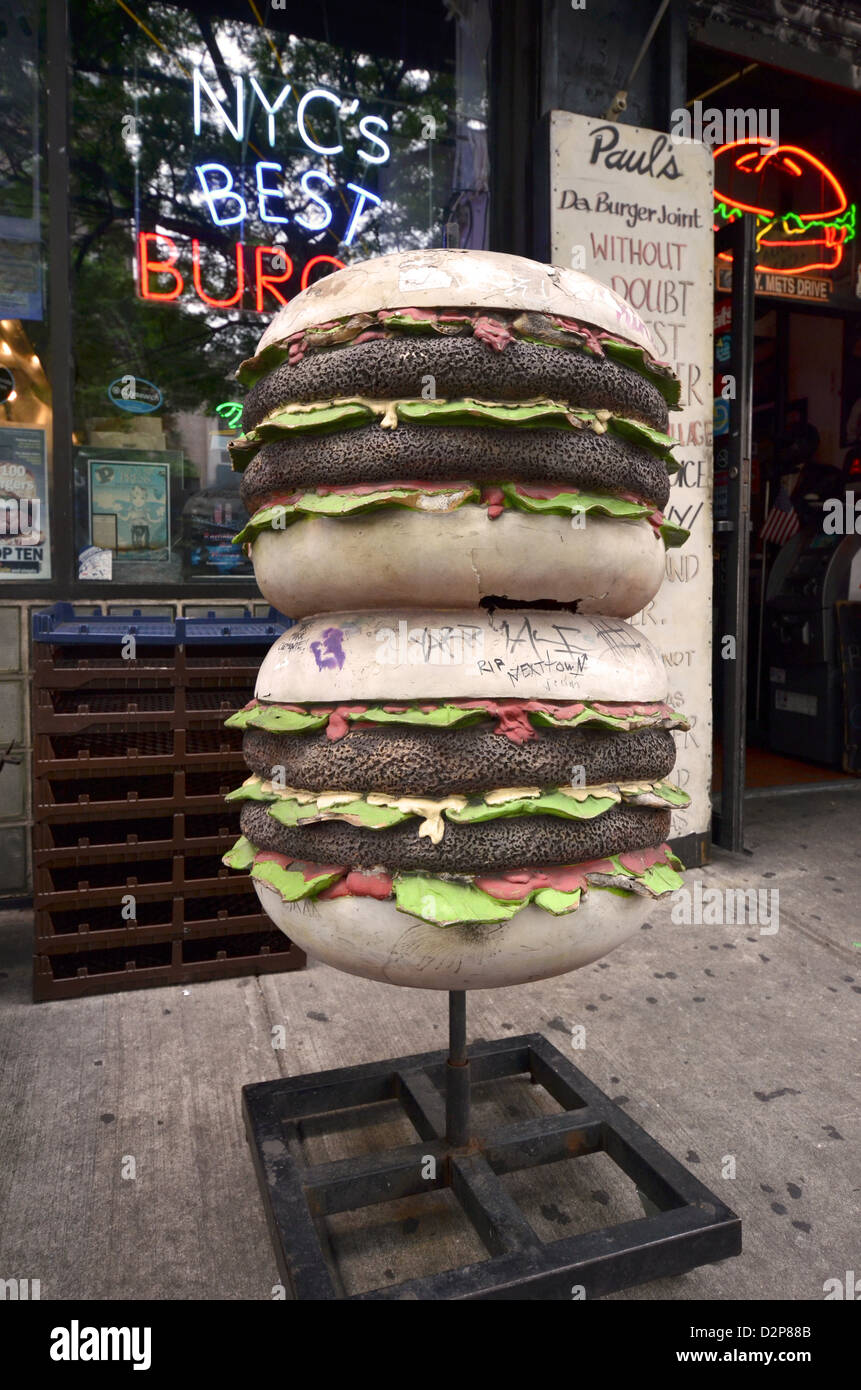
[216,401,243,429]
[714,200,856,246]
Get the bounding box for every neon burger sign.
[713,138,856,276]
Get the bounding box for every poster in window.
[88,459,169,561]
[0,423,50,577]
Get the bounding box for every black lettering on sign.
[665,553,700,583]
[673,459,705,488]
[587,125,682,181]
[665,501,704,530]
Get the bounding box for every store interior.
[688,42,861,787]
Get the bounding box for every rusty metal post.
[445,990,470,1147]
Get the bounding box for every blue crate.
[32,603,176,645]
[177,613,291,645]
[32,603,292,647]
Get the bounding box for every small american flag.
[759,485,800,545]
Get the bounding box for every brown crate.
[33,927,304,1000]
[182,808,241,848]
[33,878,259,951]
[33,814,177,857]
[33,848,238,909]
[33,685,176,733]
[34,852,179,906]
[181,648,264,676]
[33,942,176,999]
[182,727,239,757]
[34,726,244,774]
[181,927,294,963]
[34,769,178,816]
[33,809,241,859]
[33,642,179,684]
[34,828,175,867]
[179,887,265,929]
[183,691,252,735]
[33,759,244,818]
[34,724,177,772]
[180,768,240,805]
[30,628,304,997]
[35,897,179,951]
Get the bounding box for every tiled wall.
[0,598,273,900]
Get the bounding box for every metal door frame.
[713,214,756,851]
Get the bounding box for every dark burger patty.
[239,424,671,514]
[240,800,671,874]
[243,724,676,797]
[242,335,669,434]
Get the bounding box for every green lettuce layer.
[228,399,679,471]
[233,483,480,543]
[225,697,691,737]
[224,835,686,926]
[232,479,688,550]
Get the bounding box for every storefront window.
[68,0,488,586]
[0,0,51,582]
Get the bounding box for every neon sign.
[193,162,380,242]
[192,73,391,163]
[713,139,856,276]
[136,66,387,311]
[190,69,387,240]
[216,402,243,429]
[137,232,345,312]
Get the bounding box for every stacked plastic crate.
[30,604,305,1000]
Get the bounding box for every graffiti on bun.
[228,250,687,616]
[223,609,689,990]
[713,139,856,276]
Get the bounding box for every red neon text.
[137,232,345,311]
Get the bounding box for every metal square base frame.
[242,1032,741,1300]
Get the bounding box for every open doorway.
[689,42,861,790]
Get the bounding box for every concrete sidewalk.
[1,786,858,1301]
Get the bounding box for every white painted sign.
[549,112,714,848]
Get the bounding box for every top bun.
[254,249,658,361]
[255,608,668,704]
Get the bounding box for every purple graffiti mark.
[311,627,346,671]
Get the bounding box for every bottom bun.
[251,508,665,616]
[254,879,652,990]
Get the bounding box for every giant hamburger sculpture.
[224,250,692,990]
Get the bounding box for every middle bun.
[250,507,667,617]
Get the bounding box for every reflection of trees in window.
[0,1,40,220]
[70,1,458,422]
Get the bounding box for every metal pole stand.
[242,991,740,1300]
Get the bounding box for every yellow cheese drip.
[483,786,542,805]
[248,778,668,837]
[366,792,469,844]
